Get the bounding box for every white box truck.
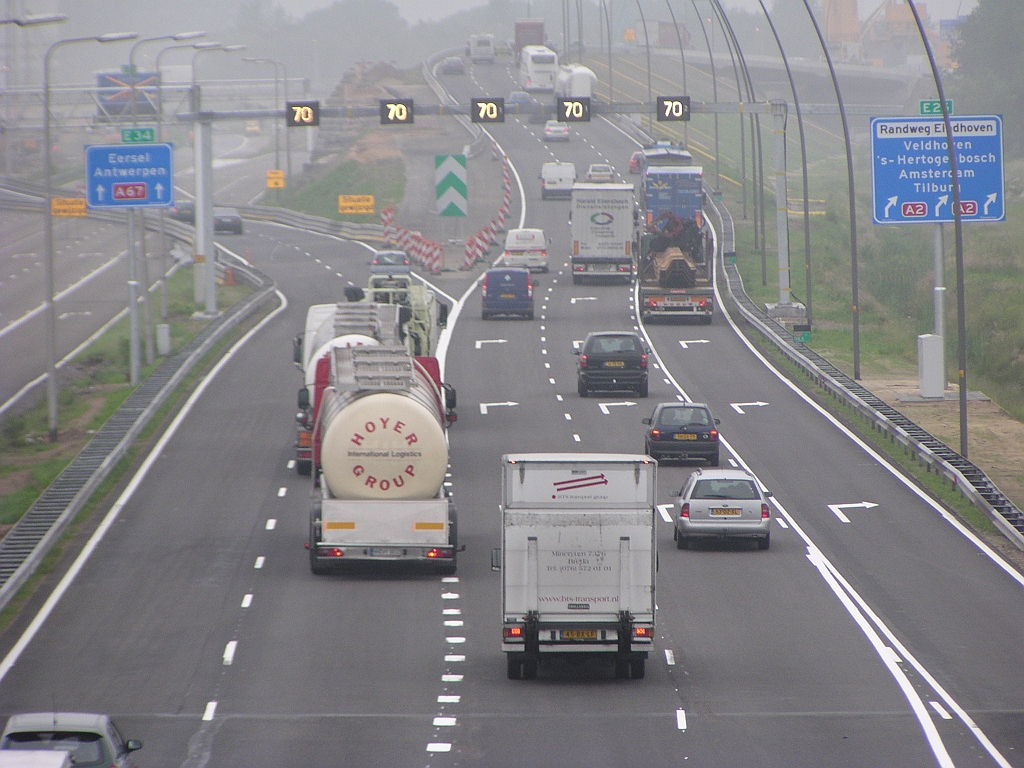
[496,453,657,679]
[570,182,636,284]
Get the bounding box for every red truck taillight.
[503,625,525,641]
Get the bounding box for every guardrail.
[703,194,1024,550]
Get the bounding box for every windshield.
[3,731,111,768]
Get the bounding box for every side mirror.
[764,490,773,498]
[297,387,310,410]
[438,303,449,328]
[292,333,304,365]
[641,417,651,425]
[443,382,457,410]
[669,490,680,498]
[344,285,364,302]
[491,547,501,571]
[126,740,143,753]
[714,418,721,425]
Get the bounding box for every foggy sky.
[277,0,978,23]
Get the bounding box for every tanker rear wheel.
[296,459,311,477]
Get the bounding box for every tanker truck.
[293,303,406,476]
[307,344,458,575]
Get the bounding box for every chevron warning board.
[435,154,467,217]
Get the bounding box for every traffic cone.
[223,266,237,286]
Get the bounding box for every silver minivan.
[672,468,772,550]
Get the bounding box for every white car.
[672,468,773,550]
[542,120,570,141]
[585,163,615,182]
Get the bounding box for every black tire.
[577,379,588,398]
[758,532,771,551]
[572,275,581,285]
[526,311,534,320]
[309,508,329,575]
[630,658,646,679]
[482,311,490,320]
[704,314,713,325]
[709,451,720,467]
[296,459,312,477]
[522,657,539,679]
[507,655,523,680]
[676,533,687,550]
[637,378,649,398]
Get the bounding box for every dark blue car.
[482,268,533,320]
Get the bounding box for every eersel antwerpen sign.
[86,143,174,209]
[870,115,1003,224]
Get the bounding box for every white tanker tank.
[317,346,448,501]
[308,345,458,575]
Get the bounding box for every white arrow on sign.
[570,297,597,304]
[884,196,898,217]
[984,193,997,215]
[828,501,879,523]
[730,401,768,414]
[480,401,518,414]
[678,339,710,349]
[475,339,508,350]
[598,401,637,415]
[935,194,949,217]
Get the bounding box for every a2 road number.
[380,98,414,124]
[557,97,590,122]
[471,97,505,123]
[657,96,691,121]
[285,100,320,127]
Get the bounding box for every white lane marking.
[427,744,452,753]
[480,401,518,414]
[930,701,953,720]
[254,556,265,569]
[657,504,674,523]
[442,576,459,583]
[570,296,596,304]
[444,620,464,627]
[678,339,709,349]
[241,594,253,608]
[475,339,508,349]
[265,519,276,530]
[664,649,676,665]
[549,378,556,384]
[438,695,460,703]
[286,459,296,469]
[202,701,217,721]
[445,655,466,662]
[277,487,287,497]
[728,458,739,467]
[433,717,457,726]
[573,434,581,442]
[544,362,550,368]
[598,401,636,415]
[223,641,237,665]
[541,336,546,342]
[829,501,879,523]
[885,646,903,664]
[730,401,769,414]
[446,637,466,644]
[676,709,687,730]
[541,349,547,355]
[443,608,461,615]
[556,394,563,401]
[564,413,571,420]
[775,518,790,529]
[442,592,459,599]
[442,674,464,681]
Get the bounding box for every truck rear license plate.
[370,547,402,557]
[561,629,598,640]
[712,508,741,516]
[674,433,697,440]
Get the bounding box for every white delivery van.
[469,33,496,63]
[502,228,548,272]
[540,161,576,200]
[495,453,657,680]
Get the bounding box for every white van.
[469,33,496,63]
[540,161,575,200]
[502,228,548,272]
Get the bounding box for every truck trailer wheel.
[614,657,630,679]
[522,657,538,679]
[507,654,524,680]
[296,459,312,477]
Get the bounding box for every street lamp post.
[192,44,246,316]
[126,32,205,372]
[243,57,291,195]
[43,31,138,441]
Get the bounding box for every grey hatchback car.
[673,468,772,550]
[0,712,143,768]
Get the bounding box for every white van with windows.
[520,45,558,92]
[502,228,549,272]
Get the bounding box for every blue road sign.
[86,143,174,209]
[870,115,1003,224]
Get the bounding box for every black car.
[643,402,720,465]
[574,331,648,397]
[213,207,243,234]
[167,200,195,223]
